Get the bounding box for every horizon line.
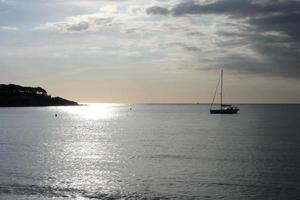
[79,102,300,105]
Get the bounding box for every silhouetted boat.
[210,69,239,114]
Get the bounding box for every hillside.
[0,84,78,107]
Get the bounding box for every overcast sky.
[0,0,300,103]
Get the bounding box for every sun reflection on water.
[59,103,123,120]
[50,103,126,193]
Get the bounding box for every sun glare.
[59,103,121,120]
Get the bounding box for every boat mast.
[210,73,221,110]
[220,69,223,110]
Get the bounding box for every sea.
[0,104,299,200]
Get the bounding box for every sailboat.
[210,69,239,114]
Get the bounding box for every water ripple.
[0,183,172,200]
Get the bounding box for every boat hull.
[210,109,239,114]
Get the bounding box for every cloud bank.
[147,0,300,78]
[2,0,300,80]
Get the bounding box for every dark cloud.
[146,6,169,15]
[147,0,300,79]
[170,0,300,17]
[147,0,300,17]
[249,13,300,39]
[66,21,90,31]
[166,42,203,53]
[49,17,114,32]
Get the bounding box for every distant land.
[0,84,78,107]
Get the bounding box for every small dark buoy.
[55,114,58,117]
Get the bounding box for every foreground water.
[0,104,300,200]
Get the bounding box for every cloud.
[146,0,300,79]
[148,0,300,17]
[0,26,18,31]
[3,0,300,80]
[43,13,114,32]
[146,6,169,15]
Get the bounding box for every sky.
[0,0,300,103]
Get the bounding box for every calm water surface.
[0,104,300,199]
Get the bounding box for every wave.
[0,183,170,200]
